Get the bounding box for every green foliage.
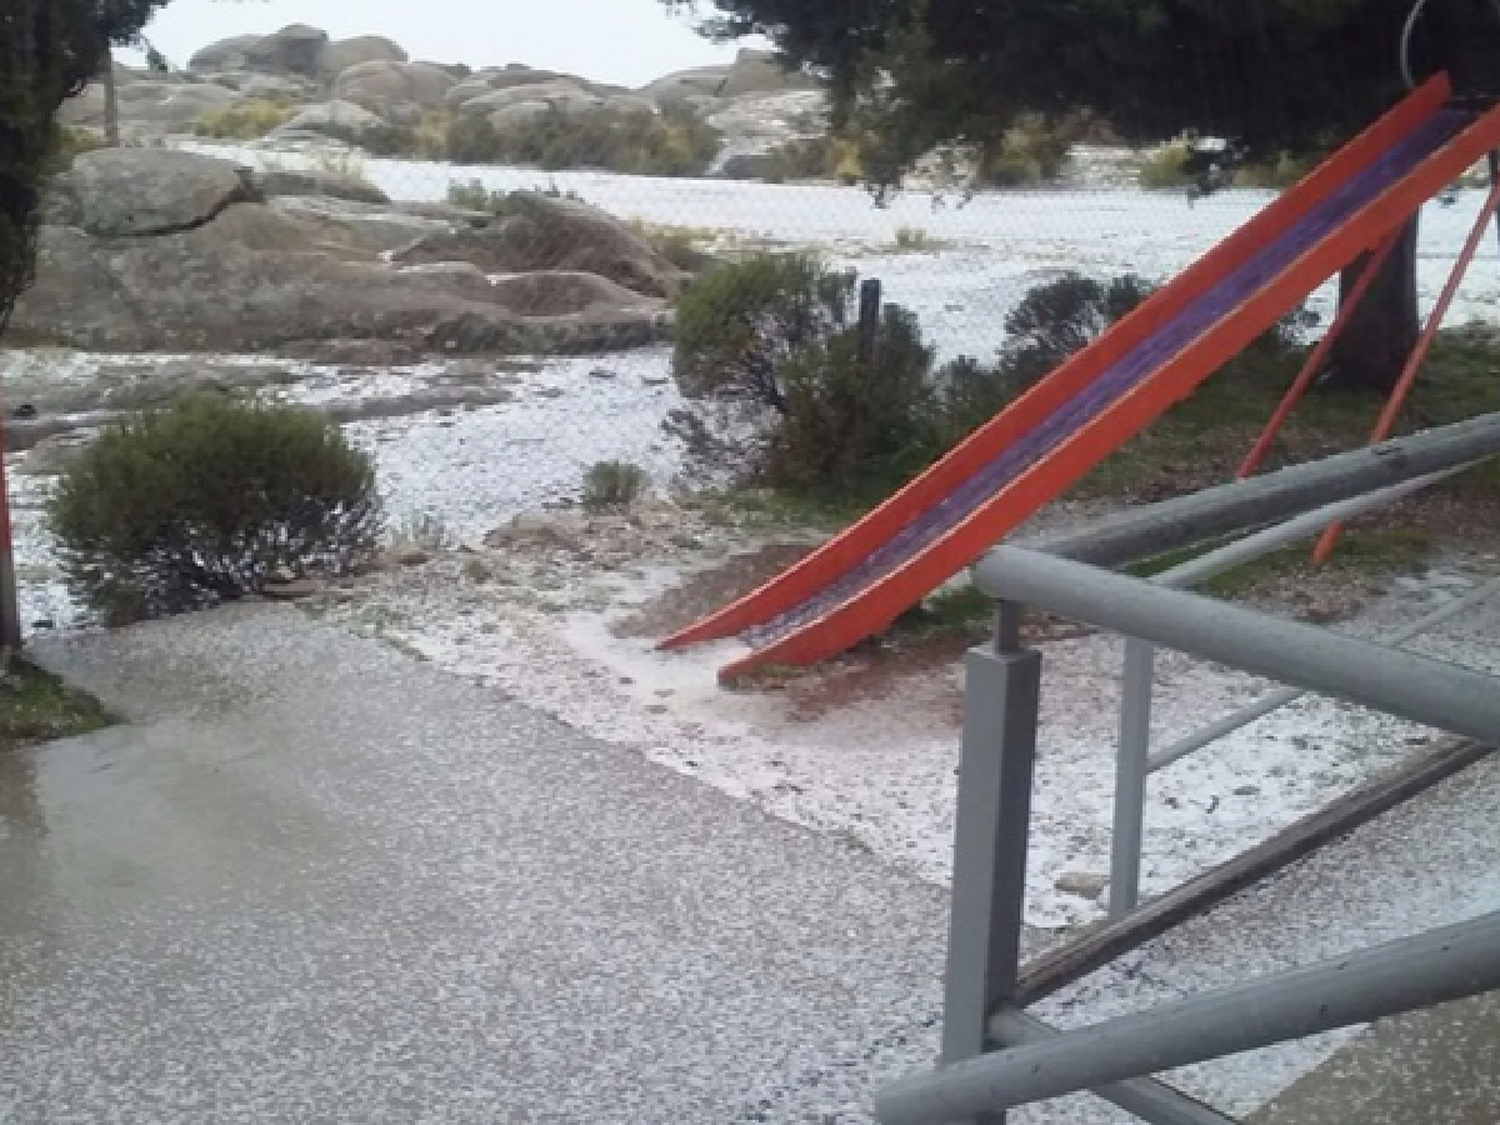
[1136,143,1196,189]
[445,178,584,214]
[978,112,1075,187]
[582,460,650,511]
[49,394,382,625]
[442,105,722,177]
[755,134,864,184]
[667,0,1500,194]
[673,252,858,409]
[766,303,941,497]
[0,661,111,751]
[194,98,297,140]
[47,125,109,175]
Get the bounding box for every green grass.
[1076,333,1500,504]
[1124,526,1434,598]
[0,662,112,751]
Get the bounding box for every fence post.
[942,601,1043,1125]
[1110,638,1156,918]
[857,277,883,377]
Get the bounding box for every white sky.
[120,0,770,88]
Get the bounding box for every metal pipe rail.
[1105,464,1495,914]
[972,547,1500,747]
[875,910,1500,1125]
[1025,410,1500,567]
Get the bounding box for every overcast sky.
[120,0,769,88]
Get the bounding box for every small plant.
[755,134,864,184]
[628,219,717,272]
[48,125,108,173]
[391,512,453,553]
[978,112,1077,187]
[49,394,382,626]
[194,98,297,141]
[445,178,585,216]
[892,225,945,253]
[1136,143,1196,189]
[582,460,650,511]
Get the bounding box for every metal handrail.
[876,911,1500,1124]
[892,421,1500,1125]
[972,548,1500,744]
[1105,464,1496,915]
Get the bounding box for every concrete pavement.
[0,605,949,1124]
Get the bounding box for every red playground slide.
[661,75,1500,683]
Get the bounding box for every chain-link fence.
[9,19,1500,634]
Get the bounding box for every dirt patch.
[613,542,814,639]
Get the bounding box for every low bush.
[194,98,297,141]
[582,460,650,511]
[978,112,1076,187]
[673,252,945,498]
[444,105,721,177]
[673,252,858,409]
[755,135,864,184]
[1136,143,1196,189]
[445,178,585,215]
[50,394,382,625]
[767,304,941,496]
[49,125,108,173]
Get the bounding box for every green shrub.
[1137,143,1196,189]
[1233,152,1317,189]
[948,271,1319,438]
[49,394,382,625]
[767,304,941,497]
[978,113,1076,187]
[582,460,649,511]
[755,135,864,184]
[48,125,107,174]
[194,98,297,140]
[674,252,945,498]
[673,252,858,409]
[443,105,721,177]
[445,178,584,215]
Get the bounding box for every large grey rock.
[12,202,669,355]
[320,35,408,81]
[242,24,330,78]
[638,65,732,107]
[332,60,456,121]
[642,50,816,108]
[254,168,392,206]
[188,34,264,73]
[106,81,244,134]
[720,48,817,97]
[455,80,603,117]
[214,72,316,101]
[276,100,386,137]
[391,194,688,299]
[48,149,259,238]
[487,271,662,317]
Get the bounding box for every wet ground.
[0,604,951,1125]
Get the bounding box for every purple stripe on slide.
[745,108,1472,649]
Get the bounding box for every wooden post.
[857,277,882,377]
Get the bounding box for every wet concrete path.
[0,605,947,1124]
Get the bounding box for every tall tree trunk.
[1325,214,1420,394]
[103,50,120,147]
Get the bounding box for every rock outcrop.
[332,61,456,122]
[16,151,679,357]
[54,25,834,184]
